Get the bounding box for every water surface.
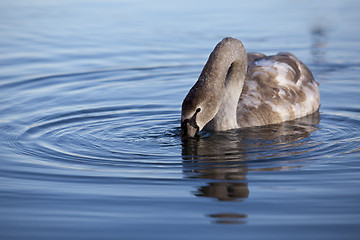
[1,1,360,239]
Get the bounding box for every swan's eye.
[196,108,201,113]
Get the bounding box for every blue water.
[1,0,360,239]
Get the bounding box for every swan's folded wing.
[237,53,320,127]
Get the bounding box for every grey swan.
[181,37,320,137]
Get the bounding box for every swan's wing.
[237,52,320,127]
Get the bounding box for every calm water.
[1,0,360,239]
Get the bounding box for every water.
[1,0,360,239]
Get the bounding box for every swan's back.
[238,52,320,127]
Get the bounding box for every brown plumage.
[181,37,320,137]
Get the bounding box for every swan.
[181,37,320,137]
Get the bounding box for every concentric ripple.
[1,64,359,187]
[1,65,198,182]
[21,106,173,154]
[182,110,360,180]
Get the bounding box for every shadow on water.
[181,111,320,224]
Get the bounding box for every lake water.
[1,0,360,239]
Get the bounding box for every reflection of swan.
[182,135,250,202]
[182,111,320,201]
[182,112,320,224]
[181,37,320,137]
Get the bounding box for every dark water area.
[1,0,360,239]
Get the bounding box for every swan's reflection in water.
[182,111,320,224]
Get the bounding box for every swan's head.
[181,107,202,138]
[181,78,223,138]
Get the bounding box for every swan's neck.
[202,38,248,131]
[205,62,246,131]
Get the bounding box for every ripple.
[0,64,200,90]
[182,110,360,180]
[17,103,182,168]
[1,63,360,188]
[0,65,198,184]
[311,113,360,158]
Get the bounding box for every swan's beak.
[181,119,199,138]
